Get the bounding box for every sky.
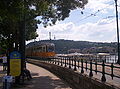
[27,0,120,44]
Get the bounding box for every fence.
[40,55,120,82]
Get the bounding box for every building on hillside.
[82,46,116,54]
[68,49,81,53]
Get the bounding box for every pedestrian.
[23,67,32,80]
[2,54,7,71]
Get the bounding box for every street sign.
[10,51,21,76]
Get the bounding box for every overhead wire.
[76,2,115,22]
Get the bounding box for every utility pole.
[114,0,120,64]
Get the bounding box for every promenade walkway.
[0,63,72,89]
[1,60,120,89]
[20,63,71,89]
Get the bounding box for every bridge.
[26,55,120,89]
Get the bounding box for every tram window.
[38,47,42,52]
[36,47,38,52]
[34,47,37,52]
[42,46,46,52]
[45,45,48,52]
[33,47,35,52]
[48,46,54,52]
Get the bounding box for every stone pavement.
[15,63,72,89]
[0,63,72,89]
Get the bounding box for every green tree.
[0,0,88,53]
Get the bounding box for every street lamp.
[114,0,120,64]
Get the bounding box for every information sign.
[10,51,21,76]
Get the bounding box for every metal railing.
[41,55,120,82]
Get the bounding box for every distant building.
[82,46,116,54]
[68,49,81,53]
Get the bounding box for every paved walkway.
[16,63,71,89]
[0,63,71,89]
[28,59,120,88]
[0,61,120,89]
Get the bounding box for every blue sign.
[10,51,21,59]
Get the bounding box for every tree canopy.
[0,0,88,53]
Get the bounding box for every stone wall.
[28,59,119,89]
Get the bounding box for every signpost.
[10,51,21,76]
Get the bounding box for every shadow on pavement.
[13,76,71,89]
[31,73,39,76]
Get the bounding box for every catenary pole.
[114,0,120,64]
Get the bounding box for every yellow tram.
[26,42,55,58]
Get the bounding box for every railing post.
[57,58,60,65]
[78,59,80,68]
[89,60,93,77]
[46,58,47,63]
[109,55,111,63]
[67,57,69,66]
[69,57,71,69]
[52,58,54,64]
[74,58,77,71]
[85,60,87,71]
[65,57,67,67]
[55,58,56,64]
[96,54,98,62]
[81,59,84,73]
[101,60,106,82]
[95,61,97,74]
[50,59,51,63]
[115,55,117,63]
[61,57,63,66]
[72,57,74,67]
[47,58,49,63]
[111,63,114,79]
[48,58,51,63]
[105,56,106,63]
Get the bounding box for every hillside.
[36,40,117,54]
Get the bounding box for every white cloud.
[36,22,75,40]
[85,0,114,14]
[27,0,120,44]
[36,17,118,42]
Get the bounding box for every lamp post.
[114,0,120,64]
